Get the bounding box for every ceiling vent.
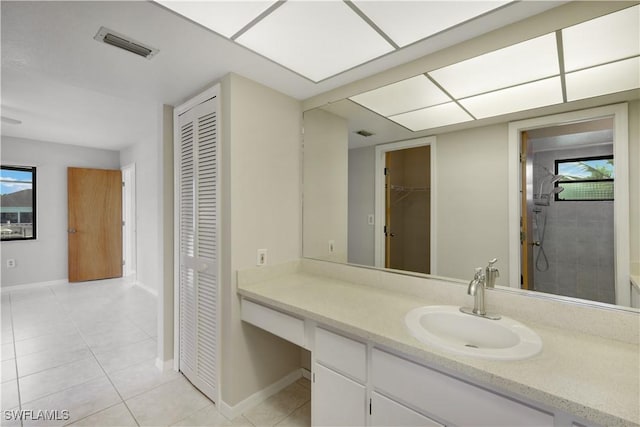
[355,129,374,137]
[94,27,159,59]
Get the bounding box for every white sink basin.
[405,305,542,360]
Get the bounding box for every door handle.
[68,228,77,233]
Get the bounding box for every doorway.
[520,118,615,303]
[67,167,123,282]
[508,103,630,306]
[375,137,435,275]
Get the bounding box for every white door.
[177,92,219,402]
[313,363,366,426]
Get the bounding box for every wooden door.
[68,167,122,282]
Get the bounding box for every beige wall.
[435,124,510,283]
[629,100,639,267]
[348,146,376,266]
[220,73,302,406]
[159,104,174,364]
[302,109,348,262]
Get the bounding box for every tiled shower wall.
[532,145,615,304]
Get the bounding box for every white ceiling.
[0,0,564,150]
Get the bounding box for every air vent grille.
[94,27,159,59]
[355,129,374,137]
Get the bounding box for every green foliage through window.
[555,155,613,201]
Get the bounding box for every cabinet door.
[313,363,366,427]
[371,392,443,427]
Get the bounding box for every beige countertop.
[238,271,640,427]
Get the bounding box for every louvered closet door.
[178,96,218,403]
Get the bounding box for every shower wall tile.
[532,145,614,304]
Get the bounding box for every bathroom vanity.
[238,260,640,427]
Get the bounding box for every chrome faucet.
[460,259,501,320]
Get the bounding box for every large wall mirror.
[302,3,640,310]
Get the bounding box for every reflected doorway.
[375,138,434,275]
[520,117,616,304]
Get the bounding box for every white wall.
[348,146,375,266]
[1,137,120,287]
[119,110,162,294]
[220,73,302,406]
[435,124,510,282]
[302,108,348,262]
[629,100,639,271]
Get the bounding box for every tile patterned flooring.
[1,279,310,426]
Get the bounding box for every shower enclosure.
[522,118,616,304]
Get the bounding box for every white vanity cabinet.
[240,298,604,427]
[312,327,367,427]
[370,391,443,427]
[371,348,554,427]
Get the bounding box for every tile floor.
[1,279,310,427]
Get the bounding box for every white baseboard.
[301,368,311,381]
[218,368,303,420]
[155,358,175,372]
[1,279,68,294]
[133,281,158,297]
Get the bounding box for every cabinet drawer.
[371,392,443,427]
[241,299,305,346]
[315,327,366,382]
[372,349,553,426]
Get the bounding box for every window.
[555,155,614,201]
[1,165,36,240]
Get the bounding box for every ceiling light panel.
[349,75,451,116]
[566,57,640,102]
[429,33,559,98]
[389,102,473,131]
[562,5,640,72]
[353,1,510,47]
[235,1,394,82]
[156,1,277,38]
[460,77,563,119]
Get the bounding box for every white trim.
[133,280,158,297]
[121,163,137,278]
[1,279,67,293]
[218,369,303,421]
[507,103,630,306]
[175,85,220,116]
[155,357,175,372]
[374,137,437,274]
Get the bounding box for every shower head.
[549,175,564,184]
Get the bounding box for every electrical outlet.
[257,249,267,266]
[328,240,335,253]
[367,214,375,226]
[6,259,16,268]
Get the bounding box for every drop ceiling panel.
[389,102,473,131]
[353,1,510,47]
[349,75,451,117]
[235,1,394,82]
[460,77,563,119]
[429,33,559,98]
[566,57,640,102]
[156,1,277,38]
[562,5,640,72]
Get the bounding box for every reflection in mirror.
[521,118,615,304]
[302,4,640,309]
[302,99,639,308]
